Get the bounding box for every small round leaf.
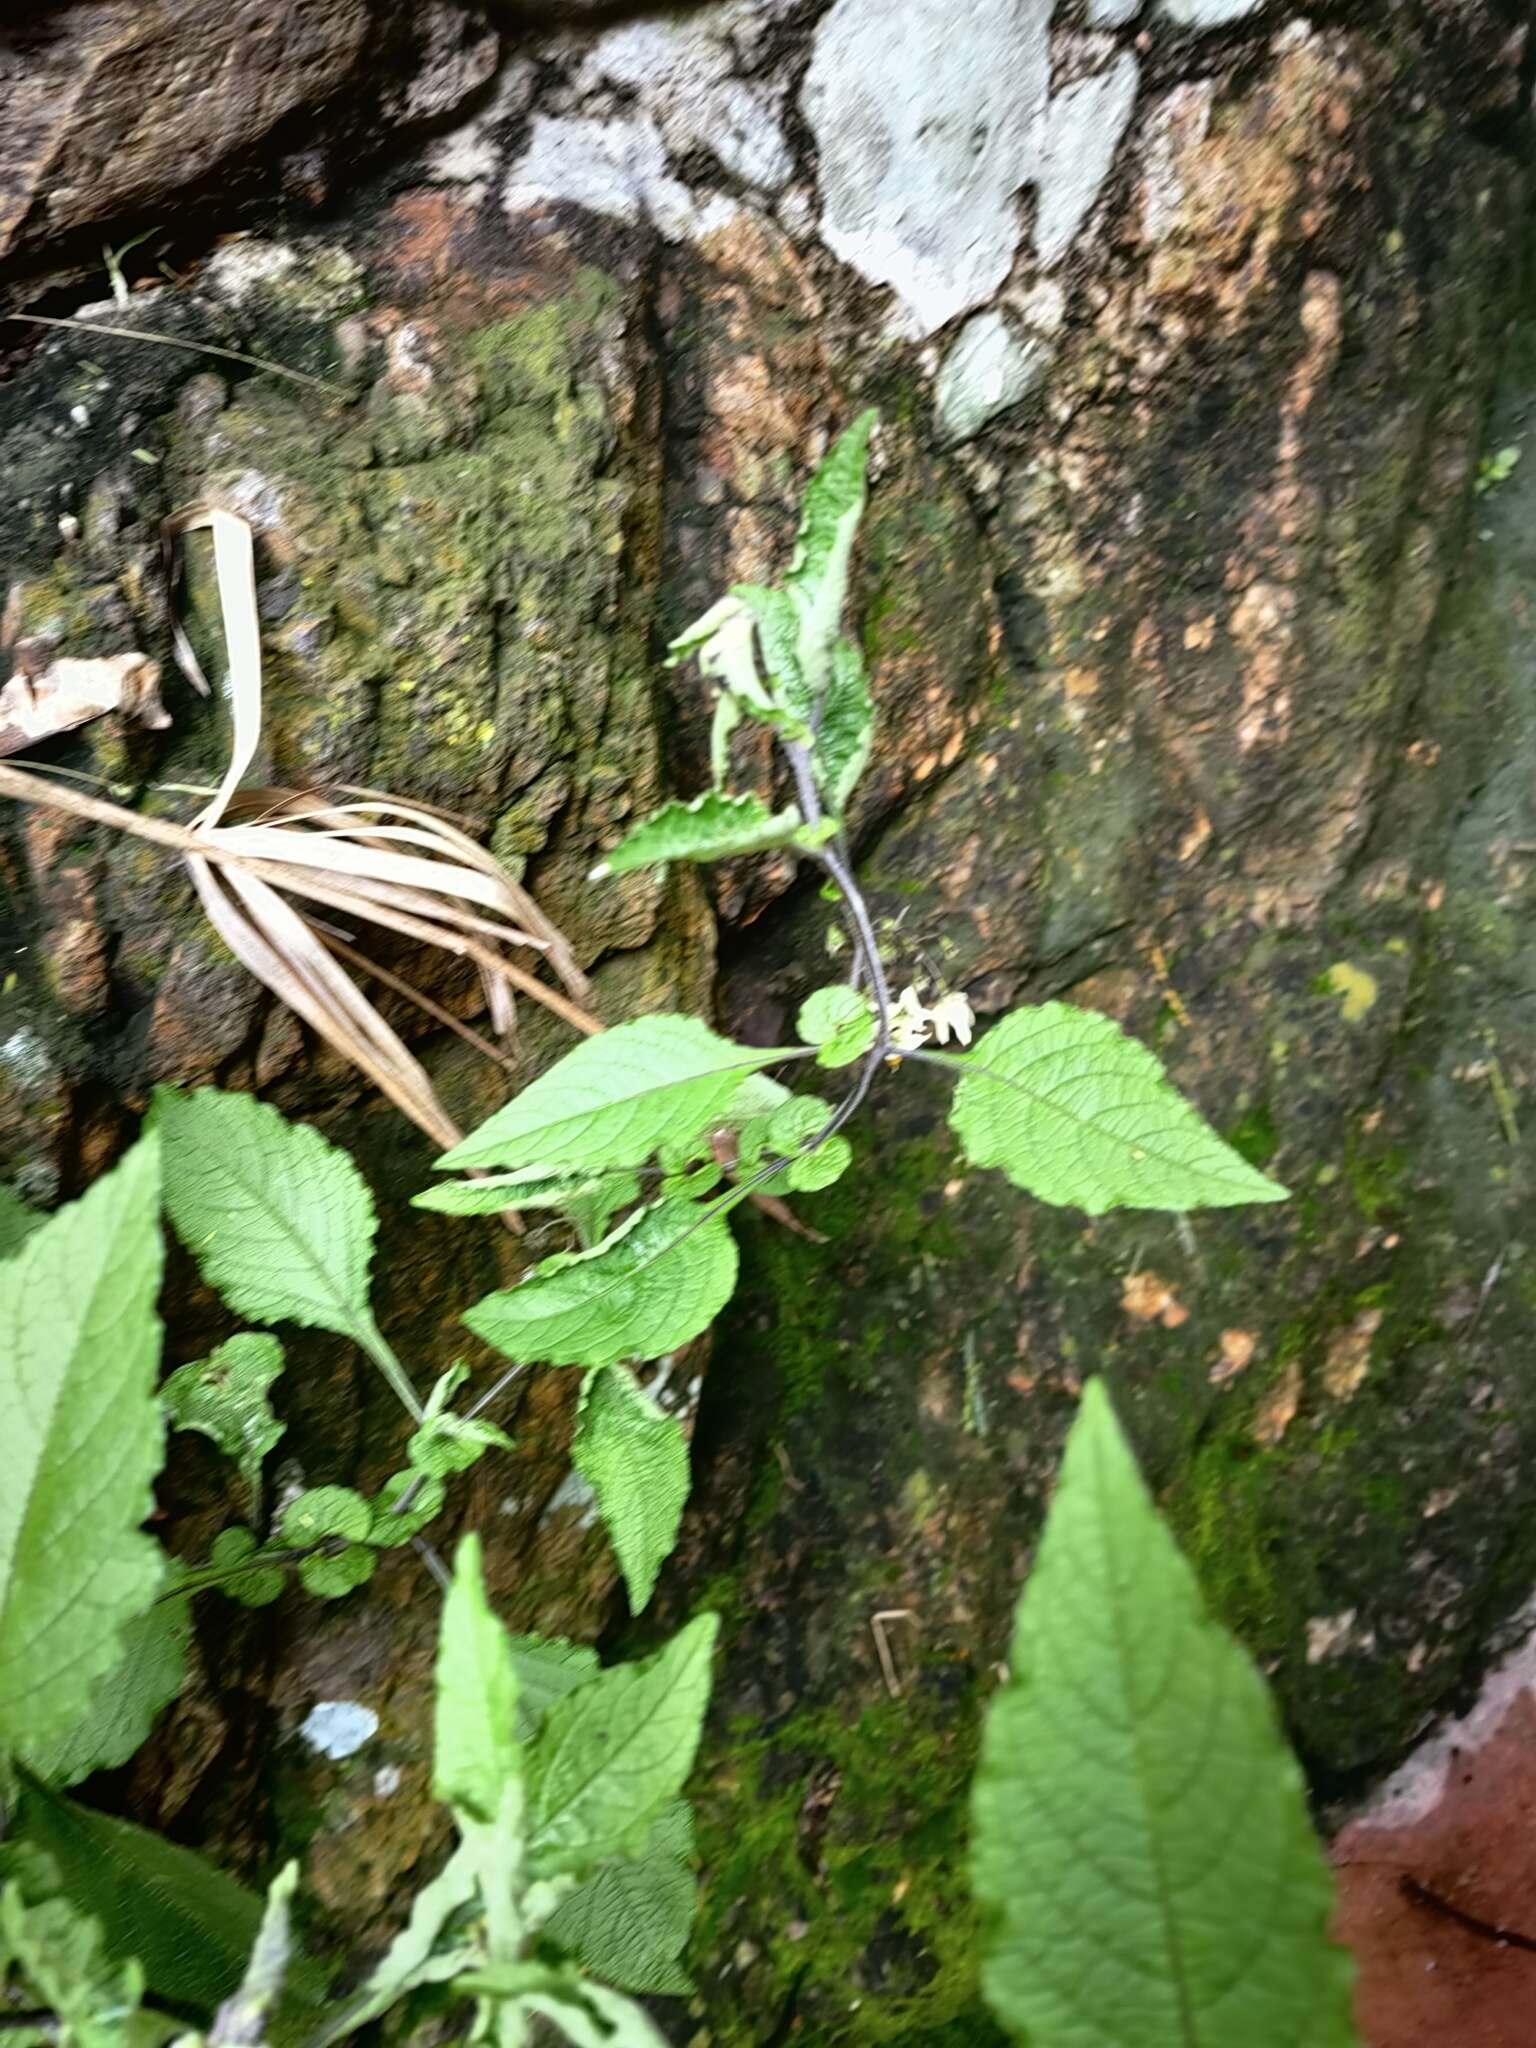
[209,1526,285,1608]
[787,1134,853,1193]
[371,1472,448,1547]
[796,985,877,1068]
[299,1545,377,1599]
[767,1097,828,1156]
[281,1485,372,1547]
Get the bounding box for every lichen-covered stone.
[0,1,497,278]
[800,0,1052,332]
[934,312,1049,444]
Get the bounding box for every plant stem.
[355,1313,425,1421]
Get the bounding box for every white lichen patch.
[299,1700,379,1759]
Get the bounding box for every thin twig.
[4,311,348,396]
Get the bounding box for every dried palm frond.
[0,504,600,1152]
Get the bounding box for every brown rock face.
[0,2,498,273]
[2,0,1536,2035]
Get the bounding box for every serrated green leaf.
[972,1380,1357,2048]
[732,584,810,732]
[299,1546,375,1599]
[22,1570,190,1788]
[766,1096,826,1156]
[946,1004,1290,1214]
[814,635,875,811]
[787,410,876,703]
[371,1472,448,1546]
[281,1487,371,1547]
[0,1134,165,1755]
[438,1017,792,1178]
[435,1536,520,1828]
[162,1333,285,1516]
[594,792,802,879]
[542,1802,694,1997]
[155,1087,418,1415]
[796,985,876,1068]
[506,1636,600,1740]
[409,1411,514,1478]
[0,1184,42,1259]
[525,1613,718,1876]
[572,1367,690,1613]
[465,1199,737,1372]
[413,1168,635,1219]
[785,1133,851,1193]
[209,1528,285,1608]
[5,1769,329,2021]
[1,1880,147,2048]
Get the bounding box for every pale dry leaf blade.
[190,856,461,1153]
[174,508,263,831]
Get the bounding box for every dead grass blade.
[0,501,602,1157]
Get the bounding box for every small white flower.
[927,991,975,1047]
[887,985,932,1052]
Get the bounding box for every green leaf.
[666,595,773,712]
[370,1472,448,1546]
[785,1133,851,1193]
[0,1880,147,2048]
[971,1380,1357,2048]
[796,985,876,1069]
[708,686,743,785]
[946,1004,1291,1214]
[298,1546,375,1600]
[210,1861,298,2048]
[5,1768,329,2021]
[308,1838,479,2047]
[732,585,810,731]
[571,1366,690,1613]
[0,1133,165,1755]
[156,1087,419,1416]
[438,1016,792,1178]
[208,1528,285,1608]
[766,1096,826,1156]
[281,1487,371,1547]
[435,1536,520,1829]
[413,1168,636,1219]
[525,1613,718,1876]
[543,1801,695,1997]
[21,1571,190,1787]
[0,1184,42,1259]
[506,1636,600,1740]
[465,1200,737,1372]
[787,410,877,701]
[410,1411,514,1477]
[814,636,875,812]
[593,792,803,879]
[487,1966,667,2048]
[162,1333,285,1515]
[503,1974,671,2048]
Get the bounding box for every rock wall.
[2,0,1534,2040]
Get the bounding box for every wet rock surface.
[1,0,1535,2040]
